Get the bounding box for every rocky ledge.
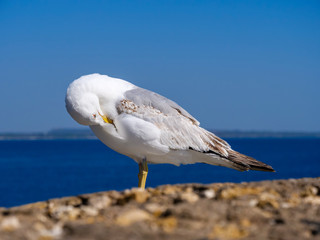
[1,177,320,240]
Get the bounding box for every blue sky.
[0,0,319,132]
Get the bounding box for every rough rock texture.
[1,178,320,240]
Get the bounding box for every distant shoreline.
[1,129,320,140]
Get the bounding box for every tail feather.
[227,150,275,172]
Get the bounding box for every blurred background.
[0,0,319,207]
[0,0,319,132]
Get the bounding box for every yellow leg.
[138,159,148,189]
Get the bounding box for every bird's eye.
[92,114,97,119]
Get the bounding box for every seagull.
[65,74,274,189]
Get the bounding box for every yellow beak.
[98,112,114,124]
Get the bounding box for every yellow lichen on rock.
[208,223,249,239]
[156,216,177,233]
[144,203,166,217]
[220,187,264,200]
[179,192,199,203]
[116,209,151,226]
[0,217,20,232]
[256,192,280,209]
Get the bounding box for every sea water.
[0,138,319,207]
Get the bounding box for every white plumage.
[65,73,274,188]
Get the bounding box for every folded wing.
[119,87,274,172]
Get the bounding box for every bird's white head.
[65,73,134,126]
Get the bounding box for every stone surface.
[0,177,320,240]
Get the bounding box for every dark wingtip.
[249,165,276,172]
[227,150,275,173]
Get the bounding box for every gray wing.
[121,87,274,172]
[124,87,199,125]
[121,87,231,157]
